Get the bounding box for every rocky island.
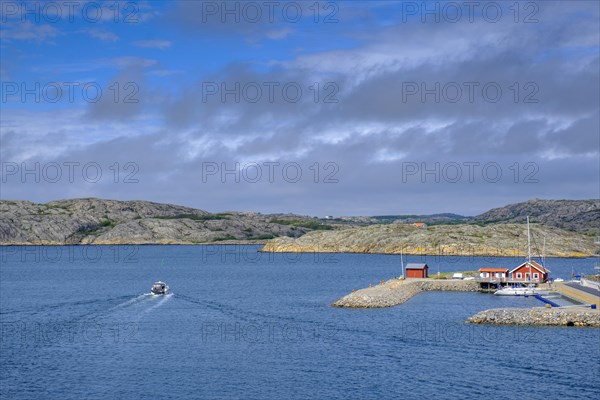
[1,198,598,258]
[262,223,597,257]
[0,198,324,245]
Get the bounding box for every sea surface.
[1,245,599,400]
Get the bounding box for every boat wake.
[142,293,173,314]
[109,293,153,310]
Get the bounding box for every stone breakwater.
[332,279,479,308]
[467,307,600,327]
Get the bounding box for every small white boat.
[494,285,545,296]
[150,281,169,295]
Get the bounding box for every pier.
[467,307,600,327]
[554,282,600,307]
[332,278,479,308]
[332,276,600,327]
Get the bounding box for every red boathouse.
[405,263,429,278]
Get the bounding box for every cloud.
[1,1,598,215]
[110,56,158,68]
[133,39,172,49]
[265,28,293,40]
[0,21,61,43]
[86,29,119,43]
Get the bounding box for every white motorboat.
[495,285,540,296]
[150,281,169,295]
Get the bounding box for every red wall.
[406,269,428,278]
[511,266,546,281]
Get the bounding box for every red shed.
[509,261,551,283]
[405,263,429,278]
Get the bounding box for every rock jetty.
[332,279,479,308]
[467,307,600,327]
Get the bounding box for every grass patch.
[430,270,478,279]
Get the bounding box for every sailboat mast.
[401,247,405,278]
[542,235,546,267]
[527,216,532,282]
[527,216,531,263]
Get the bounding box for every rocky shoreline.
[467,307,600,327]
[332,279,479,308]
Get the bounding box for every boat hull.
[150,281,169,295]
[494,288,546,296]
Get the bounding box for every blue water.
[1,245,599,400]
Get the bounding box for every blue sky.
[1,1,599,216]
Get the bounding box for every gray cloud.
[1,1,598,216]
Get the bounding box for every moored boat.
[493,216,550,297]
[494,285,546,296]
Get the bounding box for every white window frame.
[516,272,522,279]
[533,273,539,279]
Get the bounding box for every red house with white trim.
[478,268,509,281]
[509,261,550,283]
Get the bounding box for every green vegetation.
[155,214,227,221]
[427,220,468,226]
[246,234,275,240]
[270,219,334,230]
[47,204,69,210]
[212,235,237,242]
[430,270,478,280]
[76,224,99,235]
[99,219,114,227]
[76,218,116,235]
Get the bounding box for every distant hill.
[339,213,469,225]
[473,199,599,235]
[262,222,597,257]
[0,198,329,245]
[1,198,597,253]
